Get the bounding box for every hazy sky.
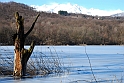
[1,0,124,11]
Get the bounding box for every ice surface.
[0,45,124,83]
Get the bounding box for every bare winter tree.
[13,12,40,77]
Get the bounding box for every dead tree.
[13,12,40,77]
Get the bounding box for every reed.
[0,46,64,76]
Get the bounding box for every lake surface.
[0,45,124,83]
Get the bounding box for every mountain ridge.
[0,1,124,45]
[111,12,124,17]
[31,3,124,16]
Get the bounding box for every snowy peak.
[31,3,124,16]
[111,12,124,17]
[31,3,85,14]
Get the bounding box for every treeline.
[0,2,124,45]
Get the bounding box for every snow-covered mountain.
[111,12,124,17]
[31,3,124,16]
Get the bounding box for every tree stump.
[13,12,40,77]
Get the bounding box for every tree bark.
[13,12,40,77]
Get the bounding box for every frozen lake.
[0,45,124,83]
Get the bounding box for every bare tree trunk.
[13,12,40,77]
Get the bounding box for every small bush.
[0,46,64,76]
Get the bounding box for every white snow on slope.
[31,3,123,16]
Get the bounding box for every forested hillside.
[0,2,124,45]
